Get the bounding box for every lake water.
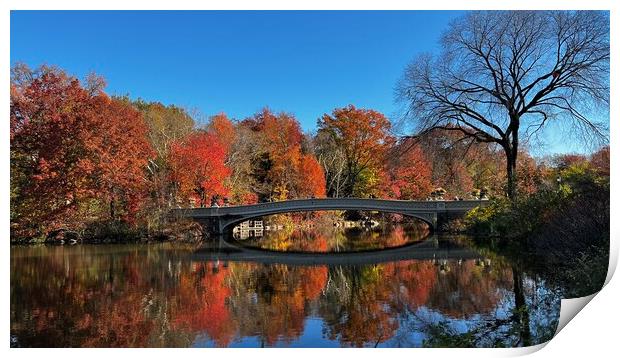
[235,223,429,252]
[10,225,561,347]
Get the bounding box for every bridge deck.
[172,198,487,218]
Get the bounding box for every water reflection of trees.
[225,263,328,346]
[11,245,558,347]
[242,223,429,253]
[425,260,512,318]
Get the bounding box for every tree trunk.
[503,132,519,200]
[109,198,115,221]
[505,151,517,200]
[504,116,520,200]
[344,162,356,197]
[512,266,532,347]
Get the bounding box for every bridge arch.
[218,207,436,235]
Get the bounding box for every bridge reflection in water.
[232,220,264,240]
[192,236,485,267]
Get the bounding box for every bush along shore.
[462,158,610,298]
[11,219,206,245]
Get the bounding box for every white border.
[3,1,618,357]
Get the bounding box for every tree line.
[9,61,608,240]
[10,10,610,241]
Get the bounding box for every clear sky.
[10,10,606,155]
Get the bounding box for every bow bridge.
[170,198,488,235]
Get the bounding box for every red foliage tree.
[168,132,231,207]
[86,95,155,221]
[590,145,610,176]
[10,69,153,237]
[387,144,433,200]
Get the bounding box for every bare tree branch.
[396,10,609,198]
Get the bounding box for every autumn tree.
[87,96,155,222]
[590,145,610,177]
[125,100,195,229]
[515,150,545,195]
[463,140,505,196]
[415,128,547,198]
[207,113,236,152]
[168,131,231,207]
[225,124,262,204]
[397,11,609,199]
[386,140,433,200]
[130,100,195,160]
[10,65,153,238]
[318,105,394,197]
[242,108,326,202]
[414,129,474,197]
[552,153,588,170]
[258,109,304,200]
[314,130,348,197]
[206,113,264,204]
[297,154,327,198]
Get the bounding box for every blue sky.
[10,10,607,155]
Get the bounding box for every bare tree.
[226,125,264,202]
[397,11,609,199]
[314,130,348,197]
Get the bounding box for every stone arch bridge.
[170,198,488,235]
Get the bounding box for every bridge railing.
[170,198,488,218]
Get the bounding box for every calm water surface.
[236,223,428,252]
[11,225,560,347]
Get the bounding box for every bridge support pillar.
[436,211,466,232]
[198,218,225,238]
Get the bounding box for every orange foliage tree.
[318,105,393,197]
[243,108,326,201]
[297,154,327,198]
[207,113,236,152]
[258,109,303,200]
[87,95,155,222]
